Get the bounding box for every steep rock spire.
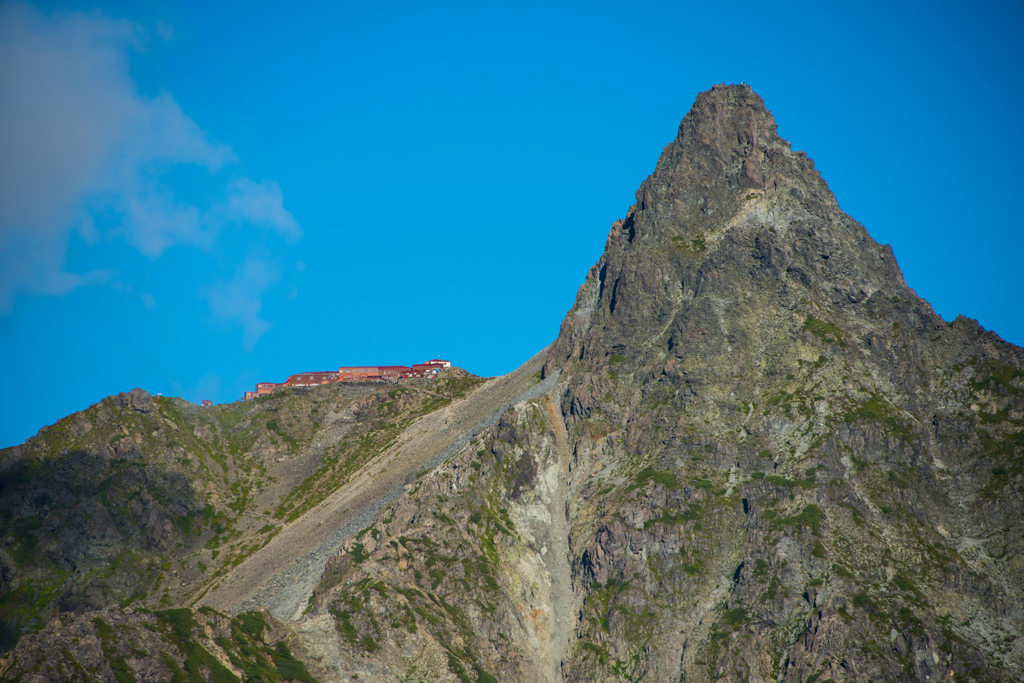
[546,83,910,380]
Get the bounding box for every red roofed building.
[337,366,380,381]
[378,365,411,380]
[244,359,453,399]
[256,382,284,397]
[286,371,338,387]
[409,362,444,378]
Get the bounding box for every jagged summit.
[663,84,835,207]
[546,83,910,377]
[668,83,784,190]
[659,83,848,228]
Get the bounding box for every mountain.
[3,84,1023,682]
[0,373,491,655]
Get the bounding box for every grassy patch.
[643,505,702,529]
[803,316,846,346]
[721,607,747,627]
[772,504,824,534]
[765,475,815,490]
[852,592,876,612]
[670,234,707,258]
[843,393,913,441]
[624,466,680,493]
[970,359,1024,397]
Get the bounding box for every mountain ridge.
[2,84,1023,682]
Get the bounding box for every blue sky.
[1,0,1022,447]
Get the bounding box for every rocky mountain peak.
[546,83,910,378]
[667,83,782,190]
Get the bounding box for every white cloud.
[78,215,101,245]
[155,20,175,42]
[107,279,157,310]
[0,3,298,312]
[0,229,110,304]
[119,182,209,257]
[200,257,280,351]
[224,178,302,241]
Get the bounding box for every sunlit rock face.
[297,85,1024,682]
[541,83,1024,682]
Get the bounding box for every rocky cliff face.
[2,84,1023,683]
[537,84,1024,681]
[300,85,1024,682]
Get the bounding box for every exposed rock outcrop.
[538,84,1024,682]
[304,84,1024,682]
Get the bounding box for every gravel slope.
[198,347,554,620]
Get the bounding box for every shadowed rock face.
[2,85,1023,682]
